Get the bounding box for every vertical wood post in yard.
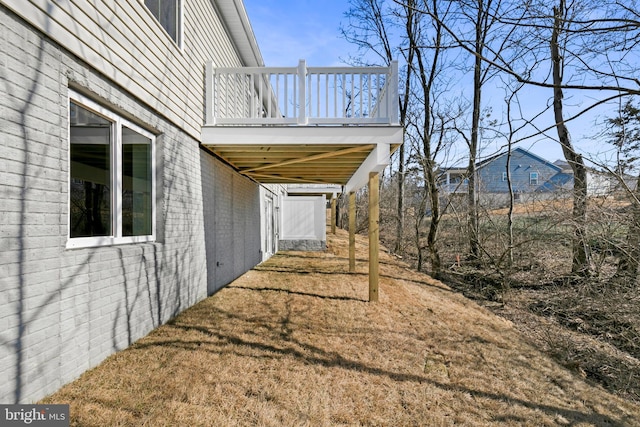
[369,172,379,302]
[331,197,336,234]
[349,191,356,273]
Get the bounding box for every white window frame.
[530,171,539,185]
[502,171,508,181]
[142,0,184,48]
[67,90,156,249]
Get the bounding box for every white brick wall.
[0,7,264,404]
[201,153,262,294]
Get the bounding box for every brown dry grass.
[488,195,631,216]
[42,228,640,426]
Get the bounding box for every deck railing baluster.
[206,61,397,125]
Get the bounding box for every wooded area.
[339,0,640,401]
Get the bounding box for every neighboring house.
[553,159,627,197]
[438,147,636,207]
[438,148,573,204]
[476,147,569,194]
[438,166,469,195]
[0,0,401,404]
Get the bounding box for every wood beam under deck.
[240,145,375,174]
[202,126,401,188]
[245,173,336,185]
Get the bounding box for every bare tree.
[412,0,639,278]
[404,0,456,274]
[549,0,591,277]
[466,0,490,262]
[439,0,518,263]
[503,85,522,267]
[342,0,417,255]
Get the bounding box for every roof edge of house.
[214,0,265,67]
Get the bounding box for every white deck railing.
[439,183,470,194]
[205,60,399,126]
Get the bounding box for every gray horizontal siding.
[478,150,560,193]
[0,0,245,140]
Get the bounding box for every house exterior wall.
[0,0,245,141]
[0,2,266,404]
[201,151,262,295]
[477,149,562,193]
[587,171,614,196]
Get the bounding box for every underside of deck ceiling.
[207,144,385,185]
[201,125,403,188]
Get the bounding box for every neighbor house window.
[502,171,508,181]
[144,0,182,45]
[68,91,155,248]
[530,172,539,185]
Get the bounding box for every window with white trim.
[68,91,156,248]
[144,0,182,45]
[502,171,507,181]
[530,171,539,185]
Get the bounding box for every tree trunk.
[467,0,483,262]
[426,163,442,274]
[415,205,425,271]
[551,0,590,277]
[506,144,514,268]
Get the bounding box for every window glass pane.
[160,0,178,41]
[145,0,180,43]
[122,127,152,236]
[144,0,159,17]
[70,102,112,237]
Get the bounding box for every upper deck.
[201,61,403,192]
[204,60,399,126]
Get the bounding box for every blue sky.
[243,0,355,67]
[242,0,615,167]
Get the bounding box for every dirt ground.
[42,228,640,426]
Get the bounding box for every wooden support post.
[349,192,356,273]
[336,194,341,229]
[369,172,379,302]
[331,197,336,234]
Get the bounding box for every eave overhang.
[213,0,264,67]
